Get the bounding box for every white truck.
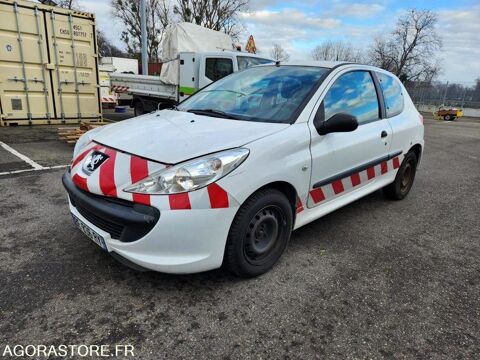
[109,23,272,116]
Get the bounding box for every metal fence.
[405,81,480,109]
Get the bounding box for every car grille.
[76,203,124,240]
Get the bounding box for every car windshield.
[177,65,329,124]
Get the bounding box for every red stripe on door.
[367,166,376,180]
[72,174,88,191]
[309,188,325,203]
[392,157,400,169]
[207,183,229,208]
[332,179,344,194]
[99,149,117,197]
[381,161,388,174]
[169,193,191,210]
[350,172,361,187]
[130,156,151,206]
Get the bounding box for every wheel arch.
[408,143,422,165]
[247,181,298,218]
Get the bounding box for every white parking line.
[0,165,67,176]
[0,140,68,176]
[0,141,44,169]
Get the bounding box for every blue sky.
[81,0,480,83]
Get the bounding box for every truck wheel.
[134,101,145,116]
[224,188,293,277]
[383,151,418,200]
[444,114,451,121]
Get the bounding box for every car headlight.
[73,126,106,158]
[124,148,249,195]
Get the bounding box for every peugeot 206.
[63,62,424,277]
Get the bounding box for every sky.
[80,0,480,84]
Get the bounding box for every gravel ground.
[0,116,478,359]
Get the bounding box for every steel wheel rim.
[244,205,286,265]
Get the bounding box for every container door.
[0,2,54,121]
[45,10,100,119]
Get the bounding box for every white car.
[63,62,424,277]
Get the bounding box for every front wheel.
[383,151,418,200]
[223,188,293,277]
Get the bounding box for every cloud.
[435,6,480,83]
[240,9,341,30]
[331,2,386,18]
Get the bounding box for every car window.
[205,58,234,81]
[237,56,273,71]
[323,71,380,125]
[377,72,404,117]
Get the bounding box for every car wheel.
[444,115,451,121]
[223,188,293,277]
[134,101,145,116]
[383,151,418,200]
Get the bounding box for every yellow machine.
[434,106,463,121]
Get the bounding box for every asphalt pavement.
[0,115,478,359]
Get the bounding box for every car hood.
[93,110,290,164]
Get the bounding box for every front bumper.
[63,172,239,273]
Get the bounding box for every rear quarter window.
[377,72,404,117]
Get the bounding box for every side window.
[237,56,273,71]
[323,71,380,125]
[377,72,404,117]
[205,58,233,81]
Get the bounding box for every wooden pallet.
[58,122,104,144]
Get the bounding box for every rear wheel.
[224,188,293,277]
[134,101,145,117]
[383,151,418,200]
[444,114,452,121]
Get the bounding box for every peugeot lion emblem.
[83,151,109,175]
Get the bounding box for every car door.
[198,56,235,88]
[307,69,393,208]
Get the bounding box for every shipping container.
[0,0,102,125]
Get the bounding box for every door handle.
[381,130,388,138]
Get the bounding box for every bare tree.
[269,43,290,62]
[369,9,442,82]
[111,0,170,61]
[97,30,127,57]
[311,40,363,62]
[172,0,248,39]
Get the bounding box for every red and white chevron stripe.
[70,144,237,210]
[307,155,402,208]
[111,86,129,93]
[101,97,116,103]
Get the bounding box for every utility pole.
[140,0,148,75]
[460,86,467,109]
[442,81,449,106]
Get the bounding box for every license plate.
[72,214,107,251]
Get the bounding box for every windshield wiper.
[186,109,241,120]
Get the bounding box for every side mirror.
[316,113,358,135]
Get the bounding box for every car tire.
[134,101,145,117]
[383,151,418,200]
[223,188,293,277]
[444,115,451,121]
